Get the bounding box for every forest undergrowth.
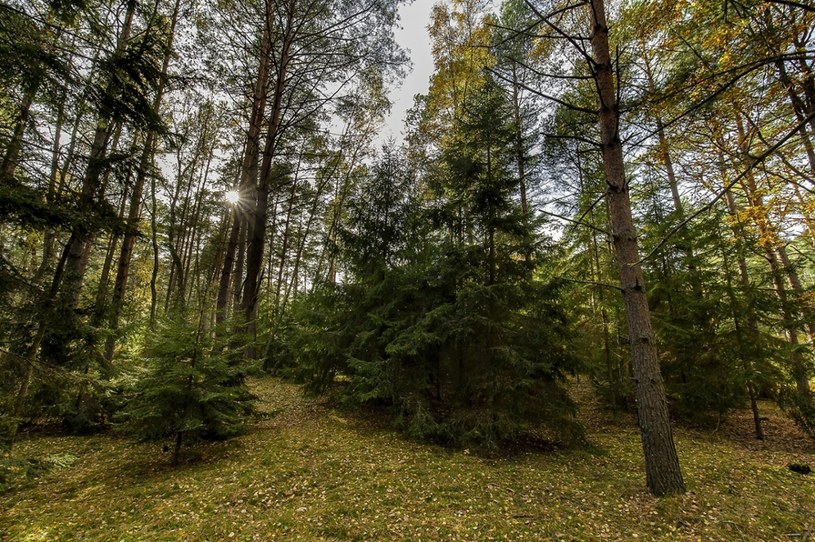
[1,377,813,542]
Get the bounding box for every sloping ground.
[1,378,813,541]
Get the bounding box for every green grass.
[2,378,814,541]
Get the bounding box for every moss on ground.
[1,378,813,541]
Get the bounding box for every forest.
[1,0,814,539]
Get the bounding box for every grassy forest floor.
[1,377,814,542]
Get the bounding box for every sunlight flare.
[225,189,240,204]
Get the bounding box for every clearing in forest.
[1,378,813,541]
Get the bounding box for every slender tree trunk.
[105,0,182,362]
[776,60,815,177]
[732,113,811,395]
[577,148,617,405]
[509,61,528,215]
[8,239,72,450]
[641,56,682,215]
[1,11,71,179]
[165,128,207,310]
[274,160,303,319]
[312,125,370,289]
[57,0,136,310]
[777,244,815,339]
[641,47,705,290]
[715,137,765,439]
[149,169,160,329]
[588,0,685,496]
[790,183,815,252]
[94,181,130,323]
[233,224,247,312]
[35,85,68,282]
[2,82,38,180]
[180,153,214,302]
[167,143,202,309]
[217,215,240,328]
[720,239,764,440]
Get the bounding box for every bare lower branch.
[489,68,597,115]
[536,206,611,235]
[544,133,601,148]
[764,0,815,12]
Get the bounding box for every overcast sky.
[380,0,436,142]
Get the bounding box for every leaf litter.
[0,377,812,541]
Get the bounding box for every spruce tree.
[119,311,255,465]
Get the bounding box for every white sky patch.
[380,0,436,143]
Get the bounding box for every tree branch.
[489,68,597,114]
[764,0,815,12]
[536,206,611,235]
[638,109,815,264]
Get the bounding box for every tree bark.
[51,104,118,338]
[588,0,685,496]
[105,0,182,363]
[242,0,297,356]
[57,0,136,310]
[149,166,160,329]
[34,84,67,283]
[510,61,529,216]
[217,23,271,327]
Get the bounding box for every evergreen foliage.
[118,313,255,464]
[291,85,582,449]
[2,0,815,501]
[782,391,815,439]
[640,202,779,423]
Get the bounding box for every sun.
[225,189,240,204]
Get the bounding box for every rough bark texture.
[217,23,271,328]
[589,0,685,496]
[242,0,297,355]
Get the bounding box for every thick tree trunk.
[57,1,136,310]
[58,123,114,309]
[61,0,136,309]
[589,0,685,496]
